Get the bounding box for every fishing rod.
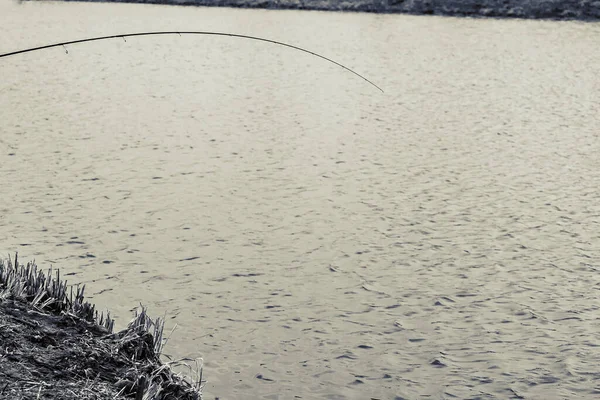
[0,31,383,93]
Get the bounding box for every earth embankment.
[53,0,600,20]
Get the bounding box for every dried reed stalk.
[0,253,203,399]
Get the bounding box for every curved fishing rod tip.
[0,31,383,93]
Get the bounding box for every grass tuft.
[0,253,204,400]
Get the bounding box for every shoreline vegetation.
[0,255,203,400]
[27,0,600,20]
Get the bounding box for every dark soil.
[0,257,201,400]
[0,298,199,400]
[0,299,122,399]
[46,0,600,20]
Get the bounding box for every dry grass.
[0,254,203,400]
[0,253,114,331]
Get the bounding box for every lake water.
[2,1,600,398]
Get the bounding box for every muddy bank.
[43,0,600,20]
[0,256,202,400]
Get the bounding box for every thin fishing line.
[0,31,383,93]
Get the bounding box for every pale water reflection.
[1,2,600,399]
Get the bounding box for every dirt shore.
[47,0,600,20]
[0,257,202,400]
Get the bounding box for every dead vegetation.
[0,254,203,400]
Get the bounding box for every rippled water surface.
[2,2,600,398]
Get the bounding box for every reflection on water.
[2,2,600,399]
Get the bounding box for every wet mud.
[42,0,600,20]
